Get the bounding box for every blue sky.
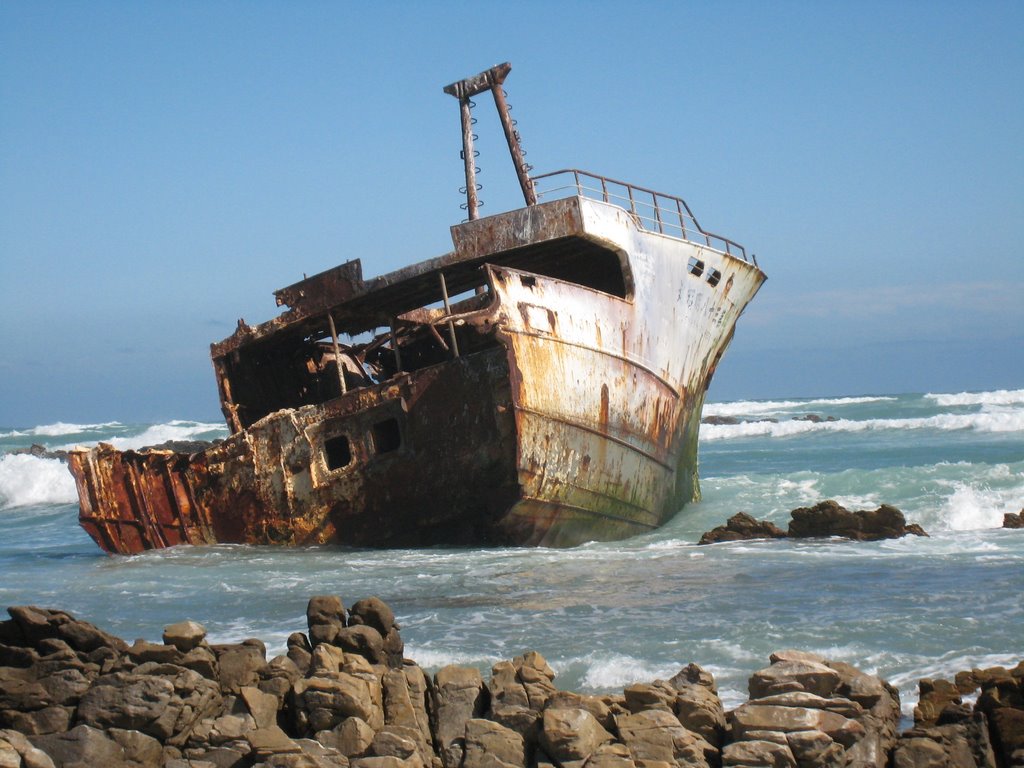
[2,1,1022,426]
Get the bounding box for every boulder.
[30,724,131,767]
[381,667,431,747]
[0,729,56,768]
[722,739,796,767]
[335,626,386,666]
[749,660,842,699]
[1003,511,1024,529]
[215,645,268,694]
[163,620,208,653]
[431,666,487,768]
[788,500,928,540]
[307,597,347,648]
[698,513,788,545]
[668,664,726,748]
[786,729,845,768]
[462,718,526,768]
[614,708,711,767]
[334,716,375,758]
[294,673,377,735]
[539,707,612,767]
[76,665,223,745]
[894,714,997,768]
[623,681,676,713]
[729,703,865,747]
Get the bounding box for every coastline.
[2,596,1021,767]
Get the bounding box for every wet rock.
[1004,511,1024,528]
[698,512,787,545]
[788,500,928,540]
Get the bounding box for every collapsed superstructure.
[68,63,766,554]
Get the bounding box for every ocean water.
[1,390,1022,715]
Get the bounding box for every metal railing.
[531,169,754,265]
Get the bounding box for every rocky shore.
[1,598,1021,768]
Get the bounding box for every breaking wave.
[925,389,1024,407]
[0,421,122,440]
[703,396,896,419]
[96,421,227,451]
[701,410,1024,441]
[0,454,77,509]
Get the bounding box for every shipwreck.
[68,63,766,554]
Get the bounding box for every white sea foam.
[701,409,1024,440]
[567,651,681,691]
[936,480,1022,531]
[925,389,1024,407]
[0,454,78,509]
[704,395,896,419]
[56,420,227,451]
[0,421,123,439]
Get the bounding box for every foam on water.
[0,421,122,439]
[0,454,78,508]
[703,395,897,418]
[59,420,227,451]
[701,409,1024,440]
[925,388,1024,407]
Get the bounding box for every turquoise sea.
[1,388,1022,715]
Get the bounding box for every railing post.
[439,273,460,358]
[327,313,348,395]
[652,192,663,234]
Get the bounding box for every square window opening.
[372,418,402,454]
[688,257,704,277]
[707,268,722,287]
[324,434,353,470]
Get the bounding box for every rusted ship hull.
[69,192,764,553]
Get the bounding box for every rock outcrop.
[1004,511,1024,529]
[1,598,1021,768]
[699,501,928,546]
[788,501,928,541]
[698,513,787,545]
